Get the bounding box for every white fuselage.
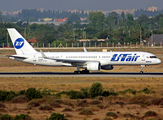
[11,51,161,67]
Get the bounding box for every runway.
[0,72,163,77]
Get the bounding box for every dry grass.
[0,77,163,119]
[0,77,163,94]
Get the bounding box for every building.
[27,38,39,46]
[43,18,53,22]
[80,17,87,21]
[56,18,67,22]
[147,34,163,46]
[147,6,157,12]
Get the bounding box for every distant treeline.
[1,10,163,47]
[1,8,163,22]
[0,9,88,22]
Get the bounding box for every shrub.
[69,90,84,99]
[6,91,16,101]
[102,90,110,97]
[97,104,105,109]
[0,108,7,113]
[0,102,5,108]
[0,114,12,120]
[28,101,40,107]
[39,105,53,110]
[25,88,42,100]
[143,111,158,118]
[50,102,62,108]
[89,82,103,98]
[53,99,64,104]
[63,101,74,107]
[17,90,25,96]
[130,95,152,105]
[151,98,163,105]
[109,88,117,96]
[64,113,72,117]
[11,95,29,103]
[96,96,103,102]
[118,89,136,95]
[41,88,51,96]
[103,118,112,120]
[139,88,154,94]
[76,100,88,107]
[123,113,136,118]
[80,87,89,98]
[47,113,67,120]
[79,109,94,115]
[55,91,69,98]
[89,100,101,105]
[14,114,32,120]
[0,90,16,101]
[62,107,73,112]
[106,112,118,119]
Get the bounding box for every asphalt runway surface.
[0,72,163,77]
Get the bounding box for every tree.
[121,11,125,25]
[68,13,81,23]
[106,12,118,28]
[96,30,109,39]
[0,11,2,23]
[89,11,105,30]
[126,14,135,28]
[159,17,163,29]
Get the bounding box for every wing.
[40,50,92,66]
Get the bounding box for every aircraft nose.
[157,58,161,64]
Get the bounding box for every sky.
[0,0,163,11]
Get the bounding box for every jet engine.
[101,65,114,70]
[84,62,101,71]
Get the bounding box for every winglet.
[83,47,87,52]
[40,50,48,59]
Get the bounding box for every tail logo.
[14,38,24,49]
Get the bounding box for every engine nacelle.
[84,62,101,71]
[101,65,114,70]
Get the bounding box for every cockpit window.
[150,56,157,58]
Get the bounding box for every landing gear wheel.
[140,71,143,74]
[81,70,85,74]
[74,71,78,74]
[81,70,90,74]
[74,71,81,74]
[85,70,89,74]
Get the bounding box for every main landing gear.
[74,70,89,74]
[74,66,89,74]
[140,65,146,74]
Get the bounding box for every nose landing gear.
[140,65,146,73]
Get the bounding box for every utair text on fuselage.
[111,54,140,62]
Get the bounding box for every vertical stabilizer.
[7,28,37,54]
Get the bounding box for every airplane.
[6,28,161,74]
